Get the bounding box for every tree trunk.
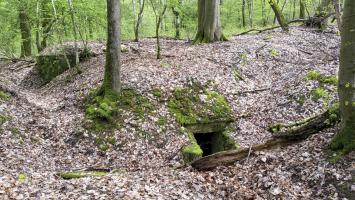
[242,0,246,27]
[300,0,306,19]
[292,0,296,19]
[19,7,32,57]
[333,0,342,32]
[262,0,267,26]
[67,0,80,72]
[248,0,254,27]
[102,0,121,94]
[268,0,289,31]
[331,0,355,154]
[194,0,226,44]
[134,0,145,42]
[172,1,181,39]
[317,0,332,30]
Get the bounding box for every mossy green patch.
[84,87,155,149]
[0,91,10,101]
[157,117,167,126]
[60,171,108,180]
[152,88,162,98]
[182,143,203,163]
[168,86,234,126]
[17,173,27,183]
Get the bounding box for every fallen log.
[191,107,340,170]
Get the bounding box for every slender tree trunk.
[102,0,121,94]
[292,0,296,19]
[247,0,254,27]
[67,0,80,71]
[194,0,226,44]
[19,7,32,57]
[268,0,289,31]
[242,0,246,27]
[134,0,145,42]
[172,1,182,39]
[333,0,342,32]
[88,18,94,39]
[300,0,306,19]
[331,0,355,154]
[155,5,167,59]
[262,0,267,26]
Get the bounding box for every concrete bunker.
[168,85,239,164]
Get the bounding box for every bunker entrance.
[193,129,237,157]
[194,132,215,156]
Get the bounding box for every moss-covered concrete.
[168,86,234,126]
[84,88,155,149]
[170,85,238,163]
[37,54,77,82]
[182,143,203,164]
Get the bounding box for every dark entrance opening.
[194,132,215,156]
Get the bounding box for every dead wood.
[191,108,340,170]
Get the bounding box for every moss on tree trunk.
[268,0,289,32]
[19,7,32,57]
[331,0,355,154]
[193,0,227,44]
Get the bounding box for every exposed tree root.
[191,108,340,170]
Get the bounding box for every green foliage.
[269,48,278,57]
[17,173,27,183]
[152,88,162,98]
[168,86,234,126]
[0,0,321,56]
[0,91,11,101]
[303,70,338,105]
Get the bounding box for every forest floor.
[0,26,354,199]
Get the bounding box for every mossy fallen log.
[191,107,340,170]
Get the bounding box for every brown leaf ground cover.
[0,26,353,199]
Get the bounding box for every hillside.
[0,26,353,199]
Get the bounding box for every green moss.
[84,87,155,149]
[330,126,355,159]
[152,88,162,98]
[0,91,10,101]
[37,54,76,82]
[60,171,108,180]
[168,86,234,126]
[182,143,203,163]
[99,144,109,151]
[157,117,167,126]
[17,173,27,183]
[269,48,279,57]
[10,128,20,136]
[306,70,321,81]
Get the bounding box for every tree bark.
[193,0,226,44]
[134,0,145,42]
[333,0,342,32]
[19,7,32,57]
[67,0,80,71]
[172,1,182,39]
[299,0,306,19]
[331,0,355,154]
[268,0,289,31]
[102,0,121,94]
[242,0,246,27]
